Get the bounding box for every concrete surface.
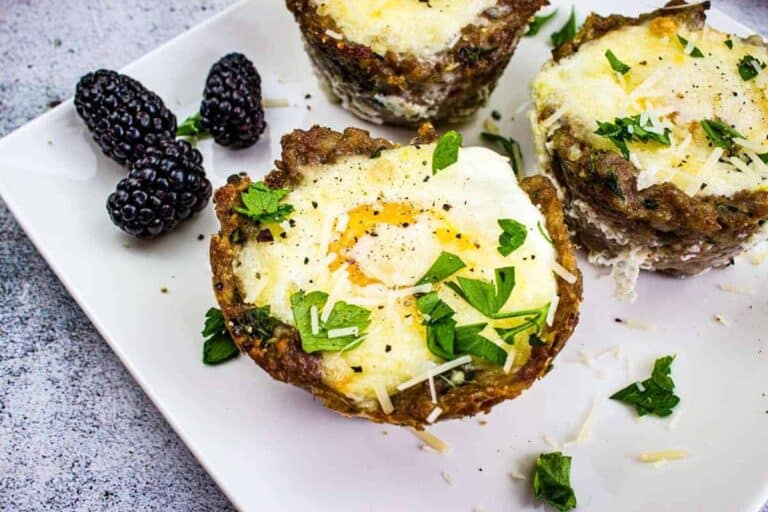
[0,1,766,510]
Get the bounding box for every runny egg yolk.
[328,202,477,287]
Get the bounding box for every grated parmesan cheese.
[426,406,443,424]
[397,356,472,391]
[552,261,578,284]
[541,106,567,128]
[718,283,754,296]
[429,374,437,404]
[503,347,517,374]
[508,472,527,481]
[546,295,560,327]
[714,314,730,326]
[412,429,451,454]
[325,29,343,39]
[441,471,453,486]
[563,396,602,447]
[262,98,291,108]
[310,306,320,335]
[483,118,500,135]
[328,326,359,339]
[543,434,561,450]
[373,383,394,414]
[637,449,688,463]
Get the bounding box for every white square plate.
[1,1,766,510]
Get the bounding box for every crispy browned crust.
[286,0,548,126]
[537,2,768,276]
[211,125,582,428]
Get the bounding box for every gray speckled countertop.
[0,1,766,511]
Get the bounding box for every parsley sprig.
[235,181,294,224]
[677,34,704,58]
[525,9,559,37]
[417,293,507,365]
[533,452,577,512]
[446,267,515,318]
[494,303,550,346]
[595,115,671,160]
[605,49,631,75]
[551,7,577,49]
[738,54,766,81]
[432,130,463,174]
[610,355,680,417]
[416,252,466,286]
[700,119,744,152]
[497,219,527,256]
[202,308,239,365]
[291,291,372,353]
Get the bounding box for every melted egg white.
[234,144,557,405]
[532,16,768,197]
[310,0,497,58]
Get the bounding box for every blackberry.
[199,53,266,148]
[75,69,177,166]
[106,140,212,239]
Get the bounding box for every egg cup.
[285,0,548,126]
[210,124,581,428]
[531,1,768,299]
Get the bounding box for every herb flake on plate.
[610,355,680,417]
[202,307,240,365]
[533,452,577,512]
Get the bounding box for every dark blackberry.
[106,140,212,239]
[199,53,266,149]
[75,69,177,166]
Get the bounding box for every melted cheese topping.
[532,17,768,197]
[310,0,496,58]
[234,144,557,405]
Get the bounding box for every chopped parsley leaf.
[416,252,466,286]
[493,303,550,344]
[595,115,671,160]
[202,308,239,365]
[176,112,205,137]
[700,118,744,151]
[291,291,371,353]
[738,54,766,81]
[446,267,515,317]
[551,7,577,49]
[525,9,559,37]
[417,293,506,365]
[432,130,463,174]
[605,49,631,74]
[497,219,527,256]
[725,39,734,49]
[610,355,680,417]
[533,452,577,512]
[454,324,507,366]
[677,34,704,58]
[234,181,294,224]
[481,132,524,176]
